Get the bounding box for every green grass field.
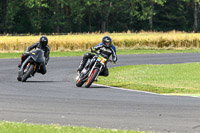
[97,63,200,96]
[1,49,200,58]
[0,121,148,133]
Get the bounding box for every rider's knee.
[83,52,91,60]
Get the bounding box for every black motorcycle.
[17,49,45,82]
[76,50,111,88]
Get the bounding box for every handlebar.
[90,48,97,54]
[90,48,116,64]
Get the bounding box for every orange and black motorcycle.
[76,50,111,88]
[17,49,45,82]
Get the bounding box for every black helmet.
[39,36,48,48]
[102,36,112,47]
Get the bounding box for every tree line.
[0,0,200,34]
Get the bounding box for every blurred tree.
[192,0,199,32]
[0,0,7,33]
[0,0,200,33]
[153,0,188,31]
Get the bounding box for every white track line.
[94,83,200,98]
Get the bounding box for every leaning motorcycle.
[76,50,111,88]
[17,49,45,82]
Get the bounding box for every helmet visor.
[105,42,111,46]
[41,41,47,46]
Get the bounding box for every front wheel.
[85,68,99,88]
[21,64,34,82]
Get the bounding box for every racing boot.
[18,54,25,68]
[18,60,23,68]
[18,63,21,68]
[77,60,87,74]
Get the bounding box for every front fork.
[94,66,102,81]
[18,56,31,78]
[88,62,103,81]
[18,57,37,78]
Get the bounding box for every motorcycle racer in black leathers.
[77,36,117,76]
[18,36,50,75]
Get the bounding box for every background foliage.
[1,0,200,34]
[1,32,200,52]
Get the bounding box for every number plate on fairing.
[97,55,107,64]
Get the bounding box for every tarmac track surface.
[0,53,200,133]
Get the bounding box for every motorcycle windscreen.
[30,49,45,63]
[100,53,109,59]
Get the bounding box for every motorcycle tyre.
[21,64,34,82]
[76,78,84,87]
[85,68,99,88]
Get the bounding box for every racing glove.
[90,48,96,53]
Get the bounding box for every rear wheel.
[85,68,99,88]
[21,64,34,82]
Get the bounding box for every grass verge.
[97,63,200,96]
[0,121,148,133]
[1,49,200,59]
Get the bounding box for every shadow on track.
[20,80,66,83]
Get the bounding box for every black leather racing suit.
[78,42,117,76]
[21,42,50,74]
